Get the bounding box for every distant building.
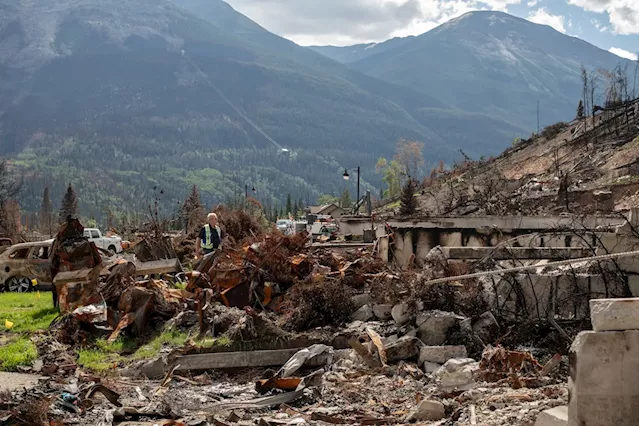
[308,203,347,219]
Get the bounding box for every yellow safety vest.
[202,224,221,250]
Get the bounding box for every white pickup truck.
[83,228,123,254]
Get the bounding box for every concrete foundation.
[568,330,639,426]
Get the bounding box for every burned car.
[0,240,54,292]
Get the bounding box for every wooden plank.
[134,259,182,276]
[174,348,337,372]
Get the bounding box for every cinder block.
[589,298,639,332]
[569,330,639,426]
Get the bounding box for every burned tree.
[399,178,417,216]
[576,100,585,120]
[181,184,203,231]
[59,184,78,222]
[0,158,21,235]
[39,186,55,236]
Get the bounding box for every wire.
[181,50,288,153]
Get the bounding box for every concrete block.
[391,303,411,325]
[418,345,467,364]
[351,305,374,321]
[568,330,638,426]
[407,400,445,421]
[422,361,441,373]
[351,294,373,309]
[535,406,568,426]
[434,358,479,390]
[416,310,464,345]
[372,304,392,320]
[617,255,639,274]
[589,298,639,331]
[383,336,421,362]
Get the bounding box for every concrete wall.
[489,273,630,321]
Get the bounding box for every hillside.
[378,99,639,218]
[318,11,636,132]
[0,0,522,220]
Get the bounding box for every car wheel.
[107,245,117,255]
[6,276,32,293]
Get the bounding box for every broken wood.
[173,348,338,372]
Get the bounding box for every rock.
[391,303,411,325]
[138,356,168,379]
[423,361,441,373]
[407,400,445,421]
[589,298,639,332]
[351,294,374,309]
[434,358,479,390]
[351,305,374,321]
[416,310,464,345]
[384,336,422,362]
[419,345,468,364]
[535,406,568,426]
[372,304,392,320]
[472,311,500,342]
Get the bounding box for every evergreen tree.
[59,184,78,222]
[285,194,292,216]
[399,179,417,216]
[293,200,299,218]
[576,100,585,119]
[340,188,352,208]
[39,186,54,236]
[181,185,202,230]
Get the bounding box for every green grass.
[0,292,59,333]
[76,329,232,372]
[0,337,38,371]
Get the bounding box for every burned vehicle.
[0,240,54,292]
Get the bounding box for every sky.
[224,0,639,60]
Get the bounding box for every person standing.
[196,213,222,256]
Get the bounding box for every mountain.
[317,11,637,132]
[309,37,415,63]
[0,0,522,222]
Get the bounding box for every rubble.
[5,207,629,425]
[407,399,446,421]
[419,345,468,365]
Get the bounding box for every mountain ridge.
[312,10,636,131]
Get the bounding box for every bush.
[541,122,568,140]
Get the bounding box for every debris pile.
[1,213,605,425]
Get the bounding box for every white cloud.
[224,0,523,45]
[527,0,538,6]
[527,7,566,33]
[568,0,638,35]
[608,47,638,60]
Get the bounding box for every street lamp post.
[342,166,360,212]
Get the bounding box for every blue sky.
[225,0,639,59]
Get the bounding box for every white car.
[276,220,291,232]
[83,228,123,254]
